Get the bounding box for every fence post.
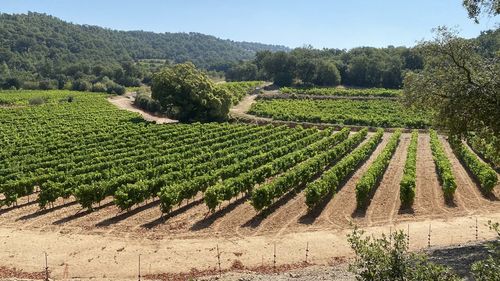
[217,244,221,277]
[475,217,478,241]
[407,224,410,248]
[428,223,431,248]
[44,252,49,281]
[138,254,141,281]
[273,242,276,270]
[305,242,309,263]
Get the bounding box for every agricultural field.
[248,98,432,128]
[217,81,264,104]
[280,87,402,97]
[0,90,498,279]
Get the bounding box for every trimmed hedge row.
[250,128,369,211]
[355,129,402,207]
[305,128,385,208]
[450,137,498,193]
[400,130,418,206]
[429,130,456,198]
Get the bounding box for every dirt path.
[365,134,410,225]
[1,214,499,280]
[108,92,178,124]
[229,94,273,122]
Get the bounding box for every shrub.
[429,130,457,198]
[134,93,162,113]
[72,79,92,92]
[28,96,47,105]
[450,136,497,193]
[91,82,107,93]
[400,130,418,206]
[38,80,57,90]
[348,227,461,281]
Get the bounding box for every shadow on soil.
[428,242,492,280]
[96,199,160,227]
[142,197,204,229]
[0,200,38,216]
[190,194,248,231]
[52,201,115,225]
[242,190,299,229]
[17,200,78,221]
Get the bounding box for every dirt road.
[0,214,498,280]
[108,93,177,124]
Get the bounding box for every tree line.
[225,46,423,88]
[0,12,287,91]
[226,29,498,89]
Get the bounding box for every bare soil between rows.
[0,133,499,280]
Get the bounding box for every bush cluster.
[429,130,457,198]
[450,136,497,193]
[400,130,418,206]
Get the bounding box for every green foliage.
[463,0,500,22]
[466,129,500,170]
[3,91,340,211]
[348,227,461,281]
[429,130,457,198]
[471,221,500,281]
[225,62,259,81]
[304,129,383,208]
[203,128,350,211]
[280,87,402,97]
[157,126,331,213]
[400,130,418,206]
[28,96,47,105]
[250,128,368,211]
[151,63,232,122]
[403,27,500,139]
[134,93,162,113]
[249,99,431,128]
[216,81,264,104]
[0,12,287,90]
[356,130,402,207]
[450,136,498,193]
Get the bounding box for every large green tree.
[151,63,232,122]
[403,27,499,138]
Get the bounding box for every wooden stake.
[273,242,276,270]
[407,224,410,248]
[428,223,431,248]
[44,252,49,281]
[305,242,309,263]
[475,217,478,240]
[138,254,141,281]
[217,244,221,277]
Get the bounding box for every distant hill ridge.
[0,12,289,71]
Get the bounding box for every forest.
[0,12,287,91]
[226,28,500,88]
[2,12,498,92]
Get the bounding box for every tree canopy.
[151,63,232,122]
[226,45,424,88]
[0,12,288,90]
[463,0,500,22]
[403,27,499,138]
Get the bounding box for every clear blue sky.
[1,0,498,49]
